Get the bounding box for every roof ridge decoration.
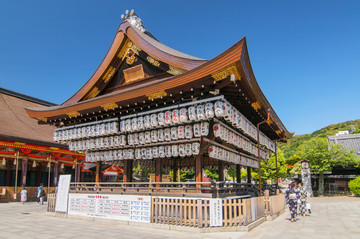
[121,9,146,33]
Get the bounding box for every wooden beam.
[195,155,203,187]
[218,160,224,181]
[53,162,58,186]
[95,161,101,183]
[236,165,241,183]
[21,158,28,187]
[123,160,133,183]
[155,158,162,183]
[247,167,251,184]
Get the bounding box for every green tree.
[302,138,358,195]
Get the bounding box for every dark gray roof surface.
[328,134,360,156]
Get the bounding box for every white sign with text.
[210,198,223,227]
[55,174,71,213]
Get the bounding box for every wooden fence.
[47,193,56,212]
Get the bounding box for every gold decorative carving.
[147,56,160,67]
[84,87,100,100]
[101,102,118,110]
[67,112,80,118]
[14,142,26,146]
[251,101,261,111]
[37,117,47,122]
[118,40,141,60]
[167,66,185,75]
[103,66,116,83]
[267,119,274,125]
[275,130,282,135]
[146,91,167,100]
[126,54,136,65]
[211,63,241,82]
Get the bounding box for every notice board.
[55,174,71,213]
[68,194,151,223]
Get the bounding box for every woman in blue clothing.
[285,181,300,222]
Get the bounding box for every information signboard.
[55,174,71,213]
[210,198,223,227]
[68,194,151,223]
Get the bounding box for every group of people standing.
[19,184,46,205]
[285,181,308,222]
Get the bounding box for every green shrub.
[348,176,360,196]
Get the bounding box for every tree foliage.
[348,176,360,196]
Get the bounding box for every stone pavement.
[0,196,359,239]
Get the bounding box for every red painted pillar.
[155,158,162,183]
[195,155,203,188]
[95,162,101,183]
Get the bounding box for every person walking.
[37,183,45,204]
[285,181,300,222]
[20,187,27,204]
[298,182,307,216]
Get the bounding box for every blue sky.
[1,0,359,136]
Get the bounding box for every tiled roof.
[0,89,59,145]
[328,134,360,156]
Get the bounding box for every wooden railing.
[266,193,285,216]
[47,193,56,212]
[69,182,259,198]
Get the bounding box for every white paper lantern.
[81,127,86,138]
[158,146,165,158]
[127,134,134,146]
[205,102,214,119]
[192,142,200,155]
[158,112,165,126]
[109,137,114,148]
[214,101,225,117]
[122,149,128,160]
[172,109,180,124]
[185,125,193,139]
[178,126,184,139]
[164,128,171,141]
[208,145,216,158]
[188,106,197,121]
[179,108,188,123]
[196,104,206,120]
[119,121,126,133]
[165,111,172,125]
[133,133,139,145]
[104,122,110,135]
[99,137,105,149]
[146,148,152,159]
[151,130,158,143]
[152,147,159,158]
[193,124,201,137]
[172,145,179,157]
[170,127,178,140]
[150,114,158,127]
[165,145,172,157]
[213,124,222,138]
[200,122,209,136]
[185,144,192,156]
[135,149,142,159]
[138,132,145,145]
[179,144,185,157]
[144,115,151,129]
[128,149,134,159]
[112,150,118,160]
[141,148,147,159]
[125,119,131,132]
[157,129,164,142]
[90,125,96,137]
[137,116,144,130]
[131,118,138,131]
[145,131,151,144]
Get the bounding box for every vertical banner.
[55,174,71,213]
[210,199,223,227]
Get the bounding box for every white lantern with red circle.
[165,111,172,125]
[172,109,180,124]
[179,108,188,123]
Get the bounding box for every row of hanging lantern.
[85,142,201,162]
[214,100,275,152]
[213,123,269,160]
[68,122,208,153]
[120,103,215,133]
[208,145,259,169]
[53,119,119,142]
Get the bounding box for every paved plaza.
[0,196,359,239]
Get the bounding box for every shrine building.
[25,10,292,228]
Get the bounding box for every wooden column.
[21,158,28,187]
[80,170,84,182]
[172,159,177,182]
[247,167,251,184]
[37,164,42,186]
[155,158,162,183]
[95,162,101,183]
[236,165,241,183]
[123,160,133,183]
[218,160,224,181]
[195,155,203,188]
[5,159,12,186]
[53,162,58,186]
[76,164,81,182]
